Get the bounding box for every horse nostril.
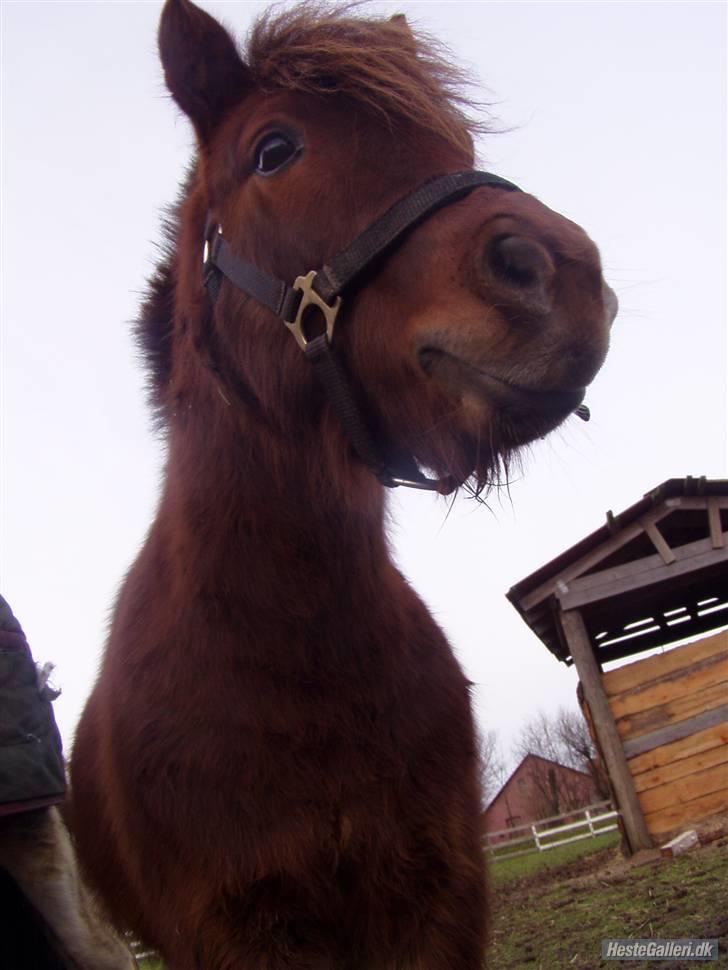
[489,235,551,287]
[486,234,554,313]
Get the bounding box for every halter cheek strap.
[202,170,520,493]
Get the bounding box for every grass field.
[138,832,727,969]
[490,830,621,884]
[490,836,728,969]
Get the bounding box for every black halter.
[202,170,520,493]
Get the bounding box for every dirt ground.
[490,815,728,969]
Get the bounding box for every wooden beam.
[644,788,728,836]
[622,704,728,759]
[556,534,719,602]
[519,496,728,614]
[593,617,728,665]
[603,631,728,696]
[632,743,728,794]
[666,496,728,511]
[559,608,653,853]
[708,498,724,549]
[557,537,728,612]
[520,506,674,612]
[641,519,676,565]
[607,651,728,720]
[628,720,728,776]
[638,762,728,815]
[615,681,728,741]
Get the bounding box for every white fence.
[484,800,620,862]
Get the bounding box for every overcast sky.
[2,1,726,769]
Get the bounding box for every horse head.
[150,0,616,497]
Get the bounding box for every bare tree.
[512,706,609,816]
[555,707,610,800]
[513,710,570,767]
[479,728,508,807]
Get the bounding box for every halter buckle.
[202,223,223,272]
[286,271,342,351]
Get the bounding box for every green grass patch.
[490,838,728,969]
[490,830,620,885]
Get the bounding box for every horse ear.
[158,0,254,141]
[389,14,416,47]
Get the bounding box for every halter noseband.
[202,170,520,494]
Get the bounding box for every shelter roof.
[507,477,728,666]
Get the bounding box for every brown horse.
[70,2,616,967]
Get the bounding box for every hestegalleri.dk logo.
[602,939,719,961]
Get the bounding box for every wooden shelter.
[508,477,728,853]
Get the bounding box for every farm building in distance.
[482,754,600,836]
[508,477,728,854]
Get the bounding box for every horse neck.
[158,383,393,609]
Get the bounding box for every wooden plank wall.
[601,630,728,837]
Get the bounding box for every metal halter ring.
[285,271,342,351]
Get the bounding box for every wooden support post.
[641,519,676,564]
[559,608,653,853]
[708,497,724,549]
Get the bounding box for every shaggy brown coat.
[70,2,614,968]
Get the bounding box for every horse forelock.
[246,3,486,158]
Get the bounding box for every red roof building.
[482,754,600,835]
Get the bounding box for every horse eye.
[254,134,300,176]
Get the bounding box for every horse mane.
[136,254,175,430]
[135,166,195,430]
[137,4,489,430]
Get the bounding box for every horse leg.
[0,806,136,969]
